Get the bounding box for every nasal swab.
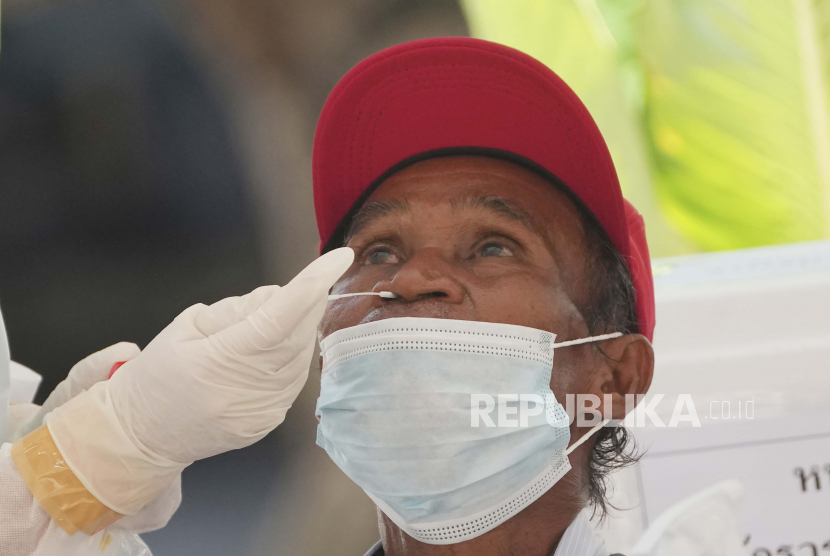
[328,291,398,300]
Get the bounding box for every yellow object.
[11,425,123,536]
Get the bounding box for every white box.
[599,240,830,554]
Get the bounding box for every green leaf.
[461,0,696,257]
[636,0,830,249]
[460,0,830,253]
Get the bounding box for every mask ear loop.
[552,331,622,348]
[565,419,613,456]
[553,332,623,456]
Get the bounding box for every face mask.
[315,317,618,545]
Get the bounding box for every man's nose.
[376,248,466,303]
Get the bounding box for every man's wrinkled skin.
[319,156,654,556]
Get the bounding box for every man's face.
[320,155,601,395]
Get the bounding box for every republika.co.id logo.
[470,393,754,428]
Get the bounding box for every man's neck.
[378,472,586,556]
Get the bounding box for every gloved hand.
[9,343,183,538]
[9,342,141,443]
[45,248,354,516]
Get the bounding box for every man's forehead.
[345,155,578,237]
[347,194,539,236]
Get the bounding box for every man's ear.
[589,334,654,421]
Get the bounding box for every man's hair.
[574,204,641,520]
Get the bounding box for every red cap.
[313,37,654,341]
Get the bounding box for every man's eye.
[366,247,399,265]
[479,242,514,257]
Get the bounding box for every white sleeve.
[0,442,180,556]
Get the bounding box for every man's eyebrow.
[345,199,410,240]
[451,195,539,234]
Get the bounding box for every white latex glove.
[46,247,354,516]
[9,342,141,442]
[3,343,181,554]
[631,479,750,556]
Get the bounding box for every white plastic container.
[599,240,830,554]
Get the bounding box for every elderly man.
[1,38,653,556]
[311,37,654,556]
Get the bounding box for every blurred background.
[1,0,828,554]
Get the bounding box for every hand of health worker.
[10,342,183,535]
[11,342,141,442]
[45,248,354,516]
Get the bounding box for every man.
[1,37,654,556]
[310,37,654,555]
[314,38,654,555]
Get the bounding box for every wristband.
[11,425,123,535]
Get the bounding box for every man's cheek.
[319,299,364,338]
[320,268,379,334]
[328,267,364,295]
[549,355,581,394]
[473,290,560,330]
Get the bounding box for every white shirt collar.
[552,511,607,556]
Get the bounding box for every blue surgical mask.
[316,317,616,545]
